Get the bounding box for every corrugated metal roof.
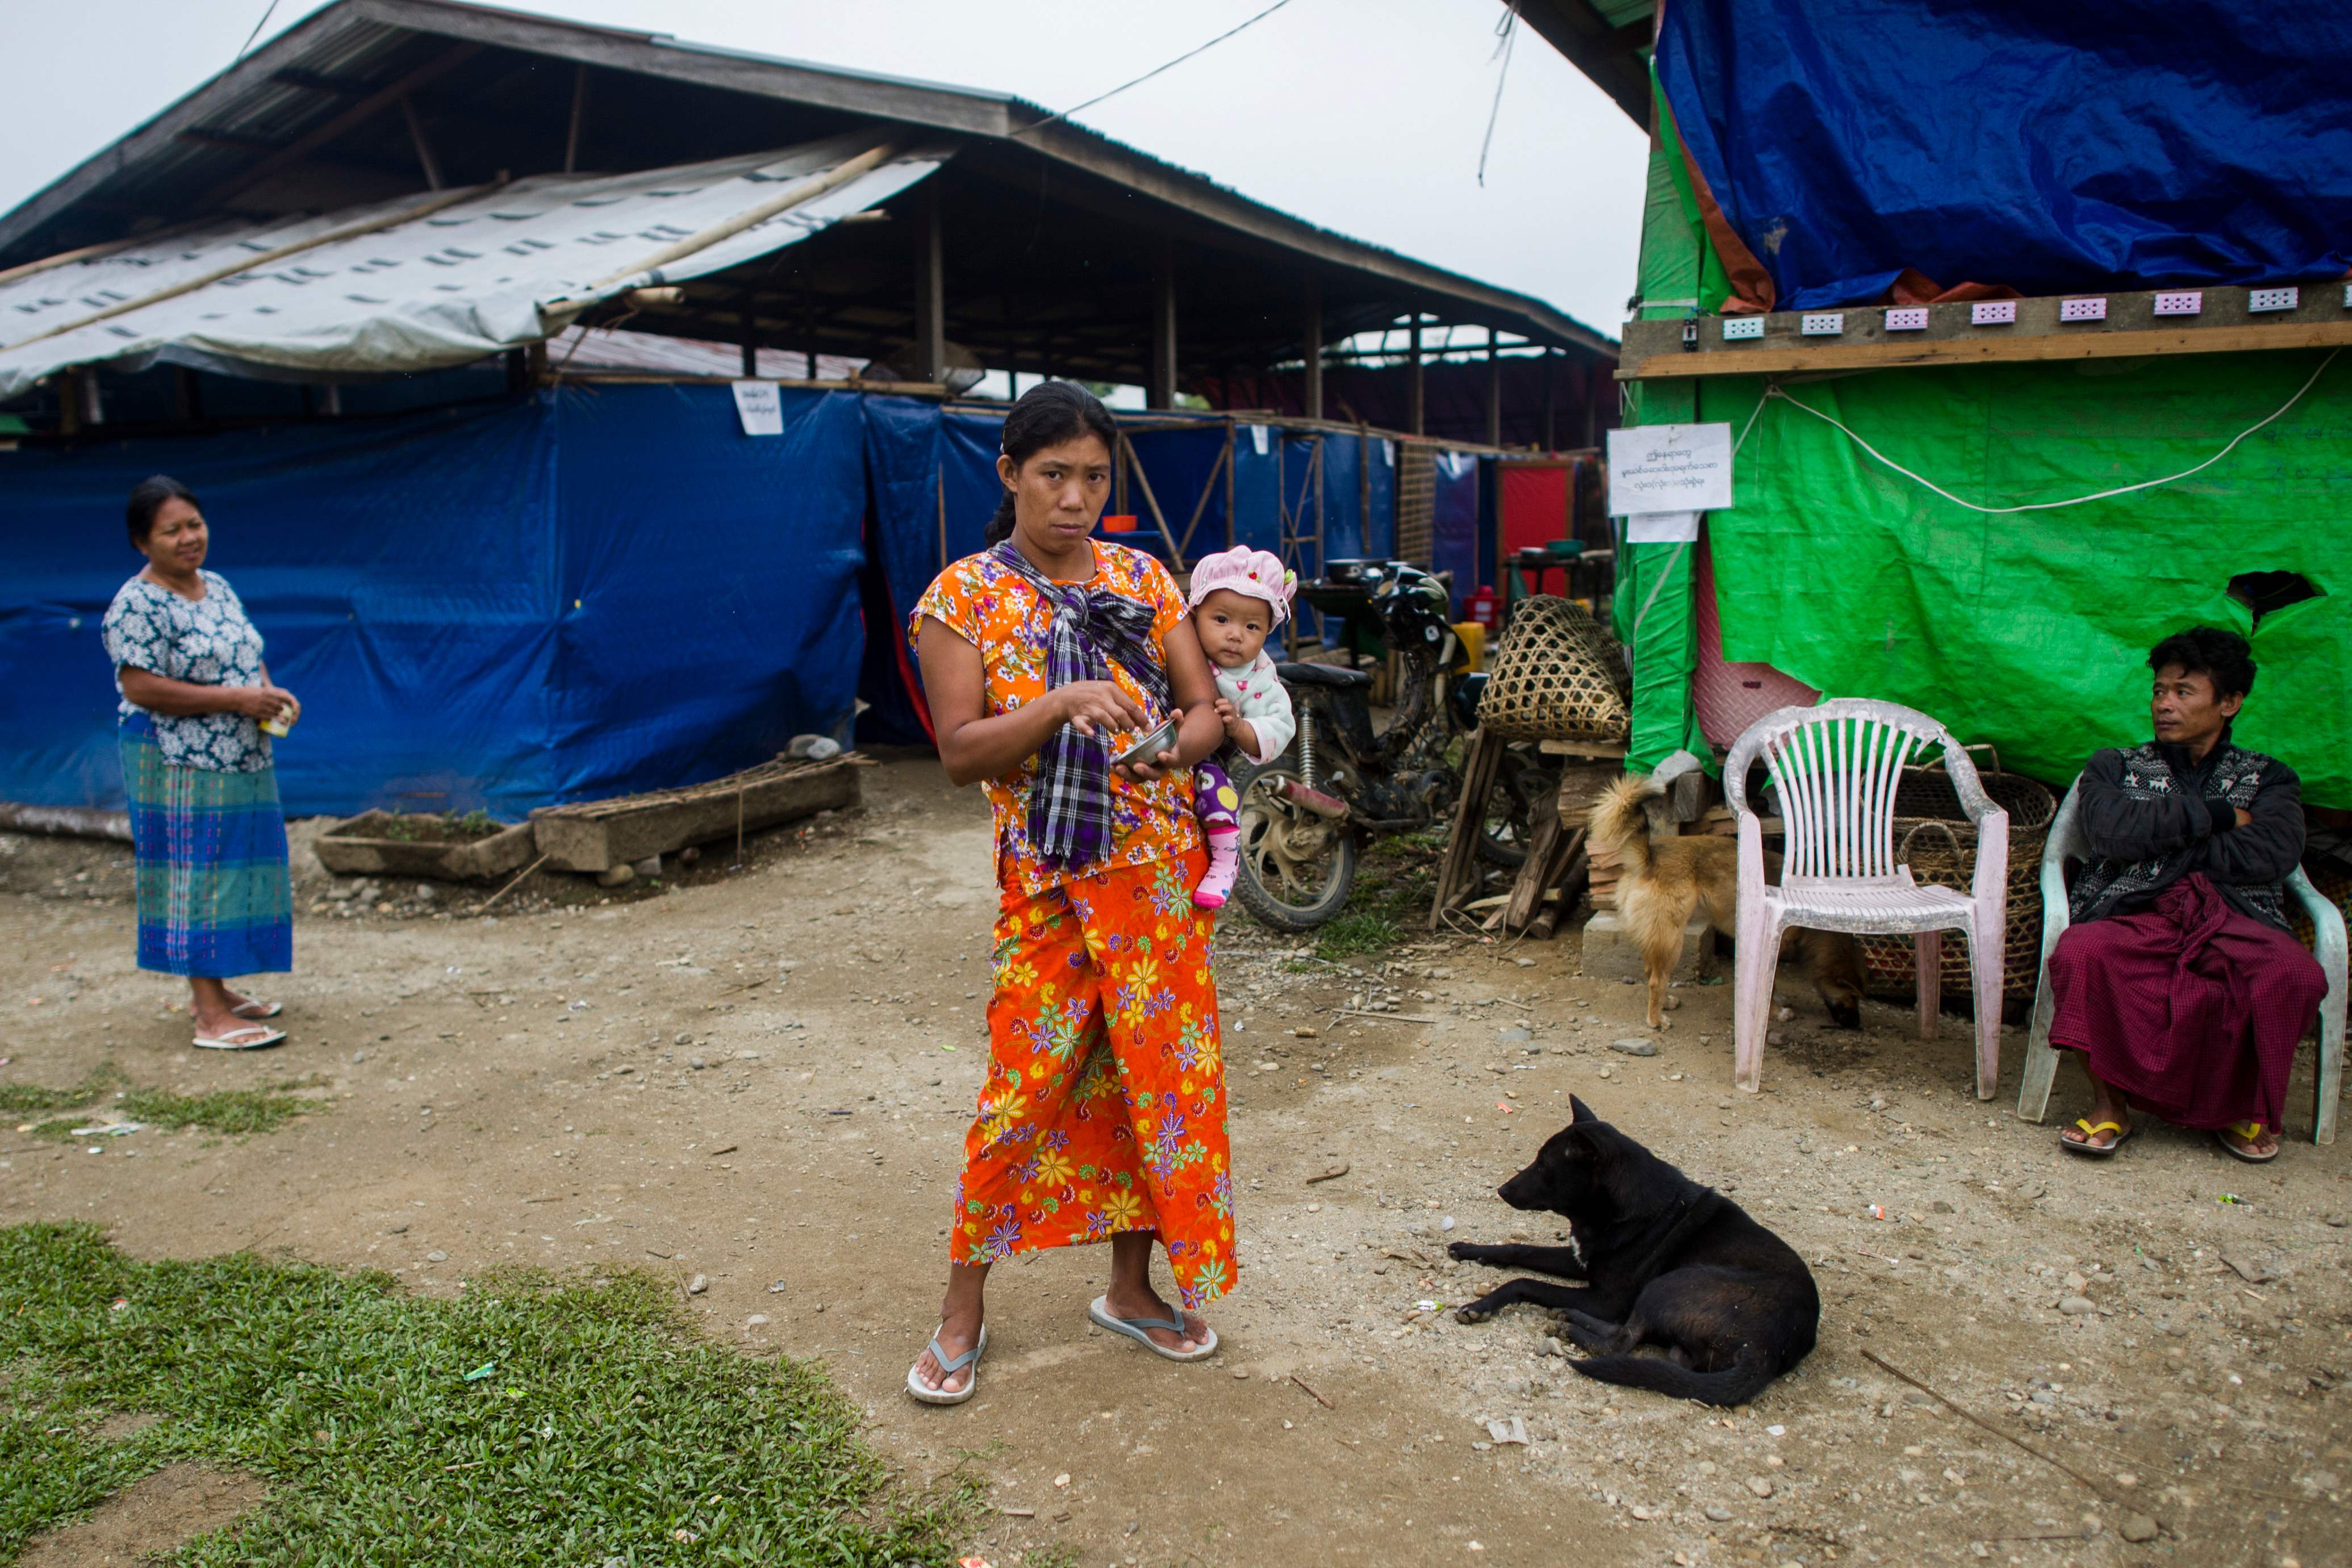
[0,0,1615,362]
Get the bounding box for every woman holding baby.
[904,380,1296,1403]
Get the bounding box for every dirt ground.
[3,756,2348,1568]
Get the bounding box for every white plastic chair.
[2016,778,2345,1144]
[1726,700,2009,1097]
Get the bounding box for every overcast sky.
[0,0,1647,338]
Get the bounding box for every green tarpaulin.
[1615,62,2350,806]
[1699,352,2352,806]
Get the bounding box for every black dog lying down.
[1449,1097,1819,1407]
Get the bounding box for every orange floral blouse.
[912,542,1202,897]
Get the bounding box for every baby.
[1185,546,1298,910]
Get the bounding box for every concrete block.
[1580,910,1714,983]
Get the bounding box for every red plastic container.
[1101,514,1139,533]
[1465,586,1501,630]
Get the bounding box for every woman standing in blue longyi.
[102,475,299,1051]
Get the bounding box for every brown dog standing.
[1586,773,1865,1031]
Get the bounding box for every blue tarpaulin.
[1655,1,2352,309]
[6,388,1477,818]
[0,383,868,818]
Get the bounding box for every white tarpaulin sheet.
[0,130,945,396]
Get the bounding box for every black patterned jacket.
[2069,730,2303,931]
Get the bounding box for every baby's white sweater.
[1215,652,1296,766]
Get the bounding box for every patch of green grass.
[0,1223,977,1564]
[118,1078,329,1137]
[1310,835,1442,961]
[0,1065,127,1117]
[1313,911,1402,960]
[20,1076,328,1142]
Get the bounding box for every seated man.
[2049,626,2326,1163]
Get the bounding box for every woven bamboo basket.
[1478,595,1631,743]
[1854,757,2057,1005]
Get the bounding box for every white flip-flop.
[905,1323,987,1406]
[229,999,283,1020]
[193,1026,286,1051]
[1087,1295,1218,1362]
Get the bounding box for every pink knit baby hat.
[1188,545,1297,625]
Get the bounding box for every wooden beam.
[1619,286,2352,380]
[1622,319,2352,379]
[912,178,945,383]
[1302,279,1323,421]
[399,95,444,190]
[563,61,589,174]
[195,42,481,210]
[1516,0,1650,127]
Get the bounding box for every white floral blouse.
[101,570,273,772]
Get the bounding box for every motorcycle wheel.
[1230,759,1358,931]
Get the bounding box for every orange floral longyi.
[951,847,1235,1310]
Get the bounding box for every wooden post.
[1486,329,1503,447]
[58,367,85,437]
[1147,239,1177,410]
[740,302,757,378]
[1223,419,1236,549]
[1430,729,1508,926]
[1407,315,1426,436]
[399,94,444,191]
[1302,279,1323,421]
[1543,348,1557,453]
[912,180,945,384]
[801,274,818,380]
[563,62,589,174]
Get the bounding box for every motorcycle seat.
[1276,660,1373,690]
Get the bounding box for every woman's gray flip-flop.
[905,1323,987,1406]
[1087,1295,1218,1362]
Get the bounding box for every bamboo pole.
[2,181,502,354]
[0,222,208,290]
[1118,430,1185,565]
[1176,438,1229,559]
[541,139,901,316]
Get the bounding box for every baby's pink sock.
[1193,825,1241,909]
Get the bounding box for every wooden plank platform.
[530,754,864,872]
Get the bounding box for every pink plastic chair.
[1724,700,2010,1097]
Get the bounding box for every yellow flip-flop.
[2059,1117,2131,1159]
[2215,1120,2279,1164]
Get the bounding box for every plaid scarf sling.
[992,542,1173,869]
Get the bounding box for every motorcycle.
[1230,562,1556,931]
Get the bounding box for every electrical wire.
[1477,2,1522,188]
[1012,0,1299,138]
[233,0,282,64]
[1765,348,2342,515]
